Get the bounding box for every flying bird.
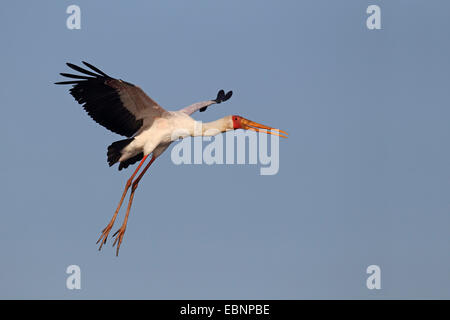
[55,61,288,255]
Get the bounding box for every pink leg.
[112,156,156,256]
[96,155,149,250]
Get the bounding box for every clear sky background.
[1,0,450,299]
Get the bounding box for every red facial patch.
[232,115,241,129]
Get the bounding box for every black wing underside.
[199,89,233,112]
[55,61,143,137]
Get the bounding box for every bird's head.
[229,115,288,138]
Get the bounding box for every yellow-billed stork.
[56,61,287,255]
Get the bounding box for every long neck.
[192,117,230,137]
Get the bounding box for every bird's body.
[120,112,234,161]
[56,61,287,255]
[118,112,181,162]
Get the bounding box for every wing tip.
[82,61,110,78]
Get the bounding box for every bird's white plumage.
[119,111,233,162]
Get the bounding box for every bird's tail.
[107,138,134,168]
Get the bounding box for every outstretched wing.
[179,89,233,115]
[55,61,167,137]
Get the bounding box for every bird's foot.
[112,227,127,256]
[96,223,114,251]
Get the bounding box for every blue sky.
[1,0,450,299]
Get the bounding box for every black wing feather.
[55,62,143,137]
[54,80,83,85]
[66,62,101,77]
[59,73,94,80]
[82,61,110,77]
[199,90,233,113]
